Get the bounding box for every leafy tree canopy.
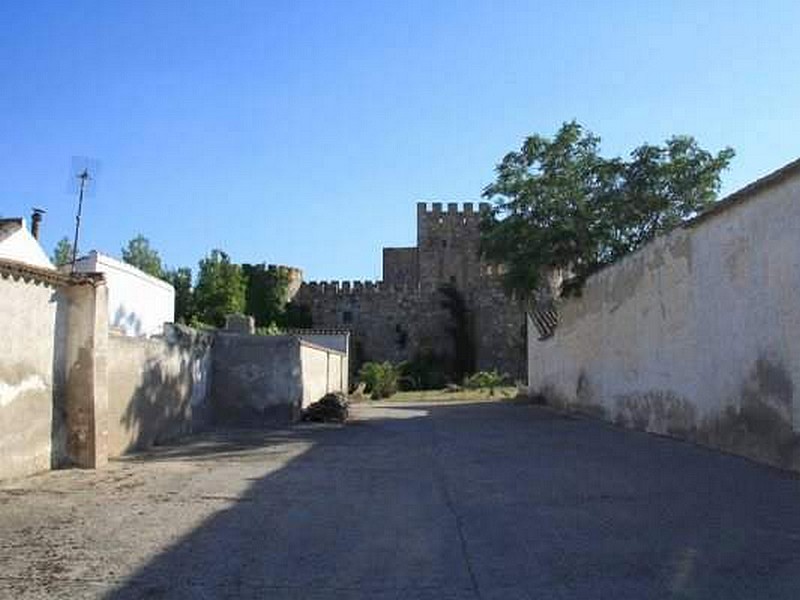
[52,236,74,267]
[194,249,246,327]
[122,234,163,278]
[480,121,734,299]
[163,266,195,324]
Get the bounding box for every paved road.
[2,400,800,599]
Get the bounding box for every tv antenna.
[68,156,99,272]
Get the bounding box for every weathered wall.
[299,341,347,408]
[417,202,489,289]
[212,334,349,422]
[295,282,453,369]
[0,262,108,479]
[106,325,213,456]
[382,247,418,286]
[63,280,109,469]
[212,334,303,425]
[291,330,349,355]
[528,162,800,471]
[0,274,60,479]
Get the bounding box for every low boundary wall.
[106,325,213,456]
[528,159,800,471]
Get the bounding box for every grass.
[380,386,519,403]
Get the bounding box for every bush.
[399,351,449,391]
[463,370,507,396]
[359,361,400,399]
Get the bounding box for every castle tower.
[416,202,490,289]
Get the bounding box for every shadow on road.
[103,401,800,600]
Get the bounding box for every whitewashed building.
[0,217,54,270]
[72,251,175,337]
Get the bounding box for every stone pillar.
[225,314,256,334]
[64,280,109,468]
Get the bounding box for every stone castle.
[292,202,526,379]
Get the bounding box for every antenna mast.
[71,168,91,272]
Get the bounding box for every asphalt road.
[1,400,800,599]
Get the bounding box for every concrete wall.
[299,341,347,408]
[212,334,304,425]
[212,334,349,424]
[292,331,349,355]
[106,325,213,456]
[528,161,800,471]
[0,275,60,479]
[73,251,174,337]
[0,261,108,479]
[63,281,109,469]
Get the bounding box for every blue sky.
[2,1,798,281]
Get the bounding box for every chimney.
[31,208,45,240]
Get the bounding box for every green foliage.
[439,283,475,380]
[359,361,400,400]
[122,234,163,278]
[256,323,283,336]
[242,265,311,330]
[285,301,313,329]
[399,350,448,391]
[194,249,246,327]
[51,237,74,267]
[163,267,195,324]
[480,121,735,298]
[463,370,507,396]
[243,264,290,328]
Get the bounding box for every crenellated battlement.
[416,201,491,216]
[265,263,303,276]
[300,280,442,296]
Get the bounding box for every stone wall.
[106,325,213,456]
[528,158,800,471]
[382,247,418,286]
[294,201,526,380]
[417,202,489,289]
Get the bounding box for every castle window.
[441,239,447,248]
[395,324,408,349]
[341,310,353,324]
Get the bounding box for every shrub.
[359,361,400,399]
[399,351,448,391]
[463,370,507,396]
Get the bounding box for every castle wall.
[294,201,525,382]
[294,282,452,370]
[382,247,418,286]
[417,202,489,289]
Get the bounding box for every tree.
[122,234,163,278]
[52,237,74,267]
[194,249,246,327]
[242,264,291,329]
[480,121,734,299]
[164,267,195,324]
